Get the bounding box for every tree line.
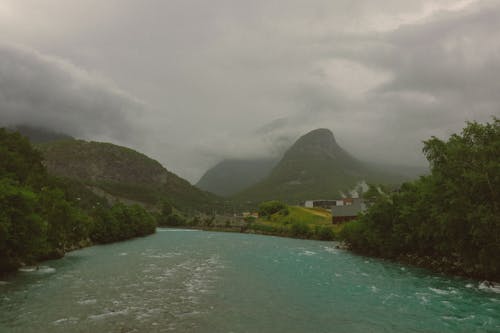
[341,119,500,280]
[0,129,156,272]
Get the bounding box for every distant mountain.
[11,125,74,143]
[234,128,417,204]
[196,158,278,196]
[37,139,218,211]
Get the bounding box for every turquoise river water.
[1,229,499,332]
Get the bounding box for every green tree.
[341,119,500,280]
[0,128,157,272]
[0,179,46,270]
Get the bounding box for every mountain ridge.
[37,139,218,211]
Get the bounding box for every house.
[304,200,339,210]
[331,198,366,224]
[304,197,366,223]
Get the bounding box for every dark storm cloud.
[0,44,143,142]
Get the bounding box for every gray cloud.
[0,0,499,182]
[0,43,145,143]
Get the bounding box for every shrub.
[315,225,335,241]
[164,213,186,227]
[258,201,288,218]
[290,221,311,238]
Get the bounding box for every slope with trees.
[0,129,156,272]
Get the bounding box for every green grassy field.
[250,206,342,240]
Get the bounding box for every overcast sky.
[0,0,498,182]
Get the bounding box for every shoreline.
[4,226,497,285]
[345,247,500,284]
[0,231,156,276]
[161,224,339,241]
[167,226,500,283]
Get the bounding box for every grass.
[250,206,343,240]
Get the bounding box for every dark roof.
[332,199,364,217]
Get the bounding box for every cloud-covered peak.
[0,1,498,182]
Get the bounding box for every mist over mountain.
[2,1,498,181]
[10,125,74,143]
[196,158,278,197]
[234,128,419,203]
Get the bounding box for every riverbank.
[160,205,342,241]
[343,245,500,283]
[182,223,499,283]
[0,230,156,276]
[177,223,343,241]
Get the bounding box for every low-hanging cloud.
[0,0,499,182]
[0,43,145,143]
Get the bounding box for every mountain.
[196,158,278,196]
[234,128,416,203]
[37,139,218,211]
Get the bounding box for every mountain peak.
[302,128,335,140]
[286,128,342,159]
[295,128,335,145]
[230,127,414,203]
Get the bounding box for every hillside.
[235,128,413,204]
[37,139,218,211]
[196,158,277,196]
[249,204,340,240]
[0,128,156,272]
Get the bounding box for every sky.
[0,0,499,182]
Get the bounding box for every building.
[304,198,366,223]
[331,198,366,224]
[304,200,341,210]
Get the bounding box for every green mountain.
[234,128,416,204]
[196,158,278,196]
[37,139,218,211]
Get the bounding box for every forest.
[0,129,156,272]
[341,119,500,280]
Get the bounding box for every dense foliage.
[341,119,500,280]
[0,129,156,272]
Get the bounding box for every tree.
[0,128,157,272]
[341,119,500,280]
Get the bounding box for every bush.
[290,222,311,238]
[314,225,335,241]
[165,213,186,226]
[258,201,288,218]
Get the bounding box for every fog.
[0,0,498,182]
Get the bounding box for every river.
[1,229,499,332]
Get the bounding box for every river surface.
[1,229,499,333]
